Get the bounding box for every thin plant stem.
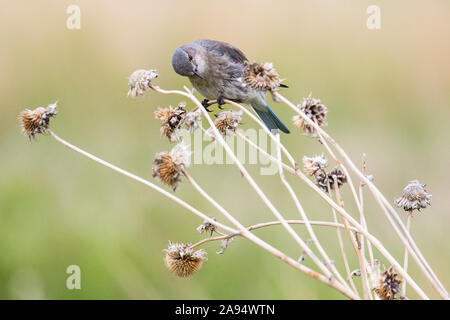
[47,129,235,233]
[316,126,371,298]
[275,132,351,291]
[190,219,368,249]
[324,175,357,294]
[360,154,375,265]
[334,178,371,300]
[402,210,412,297]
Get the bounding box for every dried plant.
[207,110,243,138]
[18,65,449,301]
[154,102,187,141]
[164,241,207,277]
[395,180,432,212]
[19,102,57,139]
[243,61,286,92]
[152,142,190,190]
[373,266,402,300]
[292,93,327,137]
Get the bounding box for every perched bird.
[171,39,290,133]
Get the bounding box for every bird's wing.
[196,39,248,64]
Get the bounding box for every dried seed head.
[127,69,158,98]
[210,110,243,137]
[302,154,328,176]
[315,167,347,192]
[196,217,217,236]
[243,61,285,92]
[19,102,58,139]
[181,108,202,133]
[373,266,402,300]
[395,180,432,212]
[152,142,191,191]
[292,93,328,137]
[154,102,187,141]
[164,241,207,277]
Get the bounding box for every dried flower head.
[181,108,202,133]
[373,266,402,300]
[209,110,243,138]
[127,69,158,97]
[164,241,207,277]
[292,93,328,137]
[154,102,187,141]
[196,218,217,236]
[243,61,285,92]
[303,154,328,176]
[152,142,191,190]
[315,167,347,192]
[395,180,432,212]
[19,102,58,139]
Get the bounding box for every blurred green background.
[0,0,449,299]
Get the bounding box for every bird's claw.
[201,99,213,112]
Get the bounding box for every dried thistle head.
[154,102,187,141]
[303,154,328,176]
[19,102,58,139]
[243,61,285,92]
[292,93,328,137]
[373,266,402,300]
[209,110,243,138]
[181,108,202,133]
[127,69,158,98]
[196,217,217,236]
[152,142,191,191]
[164,241,207,277]
[395,180,432,212]
[315,167,347,192]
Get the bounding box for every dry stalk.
[402,210,413,296]
[333,177,371,300]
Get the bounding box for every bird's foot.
[201,99,213,112]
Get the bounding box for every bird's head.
[171,46,204,79]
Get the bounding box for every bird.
[171,39,290,134]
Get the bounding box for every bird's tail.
[252,104,290,134]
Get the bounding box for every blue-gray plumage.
[171,39,290,133]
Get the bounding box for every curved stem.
[47,130,235,233]
[191,219,368,249]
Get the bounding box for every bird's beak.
[194,70,204,79]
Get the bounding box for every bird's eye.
[188,55,193,61]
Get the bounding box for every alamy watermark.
[66,5,81,30]
[66,265,81,290]
[175,127,280,175]
[366,5,381,30]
